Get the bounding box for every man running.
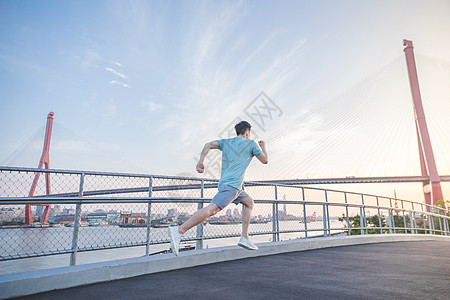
[168,121,268,255]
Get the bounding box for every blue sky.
[1,0,450,200]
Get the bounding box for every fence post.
[438,211,443,236]
[361,195,367,235]
[385,199,392,234]
[401,200,407,234]
[442,208,448,236]
[70,172,84,266]
[430,209,435,235]
[272,190,277,242]
[275,185,279,242]
[411,203,417,234]
[323,191,328,237]
[196,180,204,249]
[344,193,350,236]
[423,213,427,234]
[359,207,364,235]
[145,176,153,256]
[442,208,447,235]
[388,199,394,234]
[422,205,428,234]
[445,212,449,236]
[325,191,331,236]
[302,188,308,238]
[376,197,382,234]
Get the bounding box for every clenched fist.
[196,162,205,173]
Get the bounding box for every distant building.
[85,212,108,224]
[49,205,61,218]
[167,209,178,218]
[53,214,75,222]
[107,213,120,224]
[120,212,147,225]
[35,206,43,219]
[0,207,24,223]
[62,208,75,215]
[54,216,88,225]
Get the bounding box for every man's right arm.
[196,141,220,173]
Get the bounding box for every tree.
[339,215,361,235]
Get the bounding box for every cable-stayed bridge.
[1,40,450,299]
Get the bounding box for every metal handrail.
[1,165,446,213]
[0,166,449,265]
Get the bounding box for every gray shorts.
[211,184,250,209]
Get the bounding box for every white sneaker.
[238,236,258,250]
[168,225,182,256]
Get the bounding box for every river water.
[0,220,344,275]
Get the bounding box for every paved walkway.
[13,240,450,299]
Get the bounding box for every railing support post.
[389,199,396,234]
[275,185,279,242]
[344,193,350,236]
[423,213,427,234]
[376,197,382,234]
[272,197,277,242]
[361,195,367,235]
[430,211,435,235]
[325,191,331,236]
[411,203,417,234]
[401,200,407,234]
[387,203,393,235]
[359,207,364,235]
[323,191,329,237]
[421,205,428,234]
[145,176,153,256]
[445,214,449,236]
[302,188,308,239]
[442,209,449,236]
[196,180,205,249]
[70,172,84,266]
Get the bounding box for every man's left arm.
[255,140,268,164]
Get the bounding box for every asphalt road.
[14,240,450,300]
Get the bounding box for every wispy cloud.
[80,49,102,69]
[139,100,162,112]
[185,1,246,87]
[172,3,309,149]
[109,80,130,88]
[106,67,127,79]
[111,61,125,68]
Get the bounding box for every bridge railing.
[0,166,449,266]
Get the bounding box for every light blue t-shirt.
[216,136,263,190]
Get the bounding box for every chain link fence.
[1,166,449,269]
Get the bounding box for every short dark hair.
[235,121,251,136]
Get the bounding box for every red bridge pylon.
[403,40,444,209]
[25,112,54,225]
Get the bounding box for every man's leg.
[178,203,221,234]
[240,196,254,239]
[238,196,258,250]
[169,203,221,256]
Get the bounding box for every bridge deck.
[14,240,450,299]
